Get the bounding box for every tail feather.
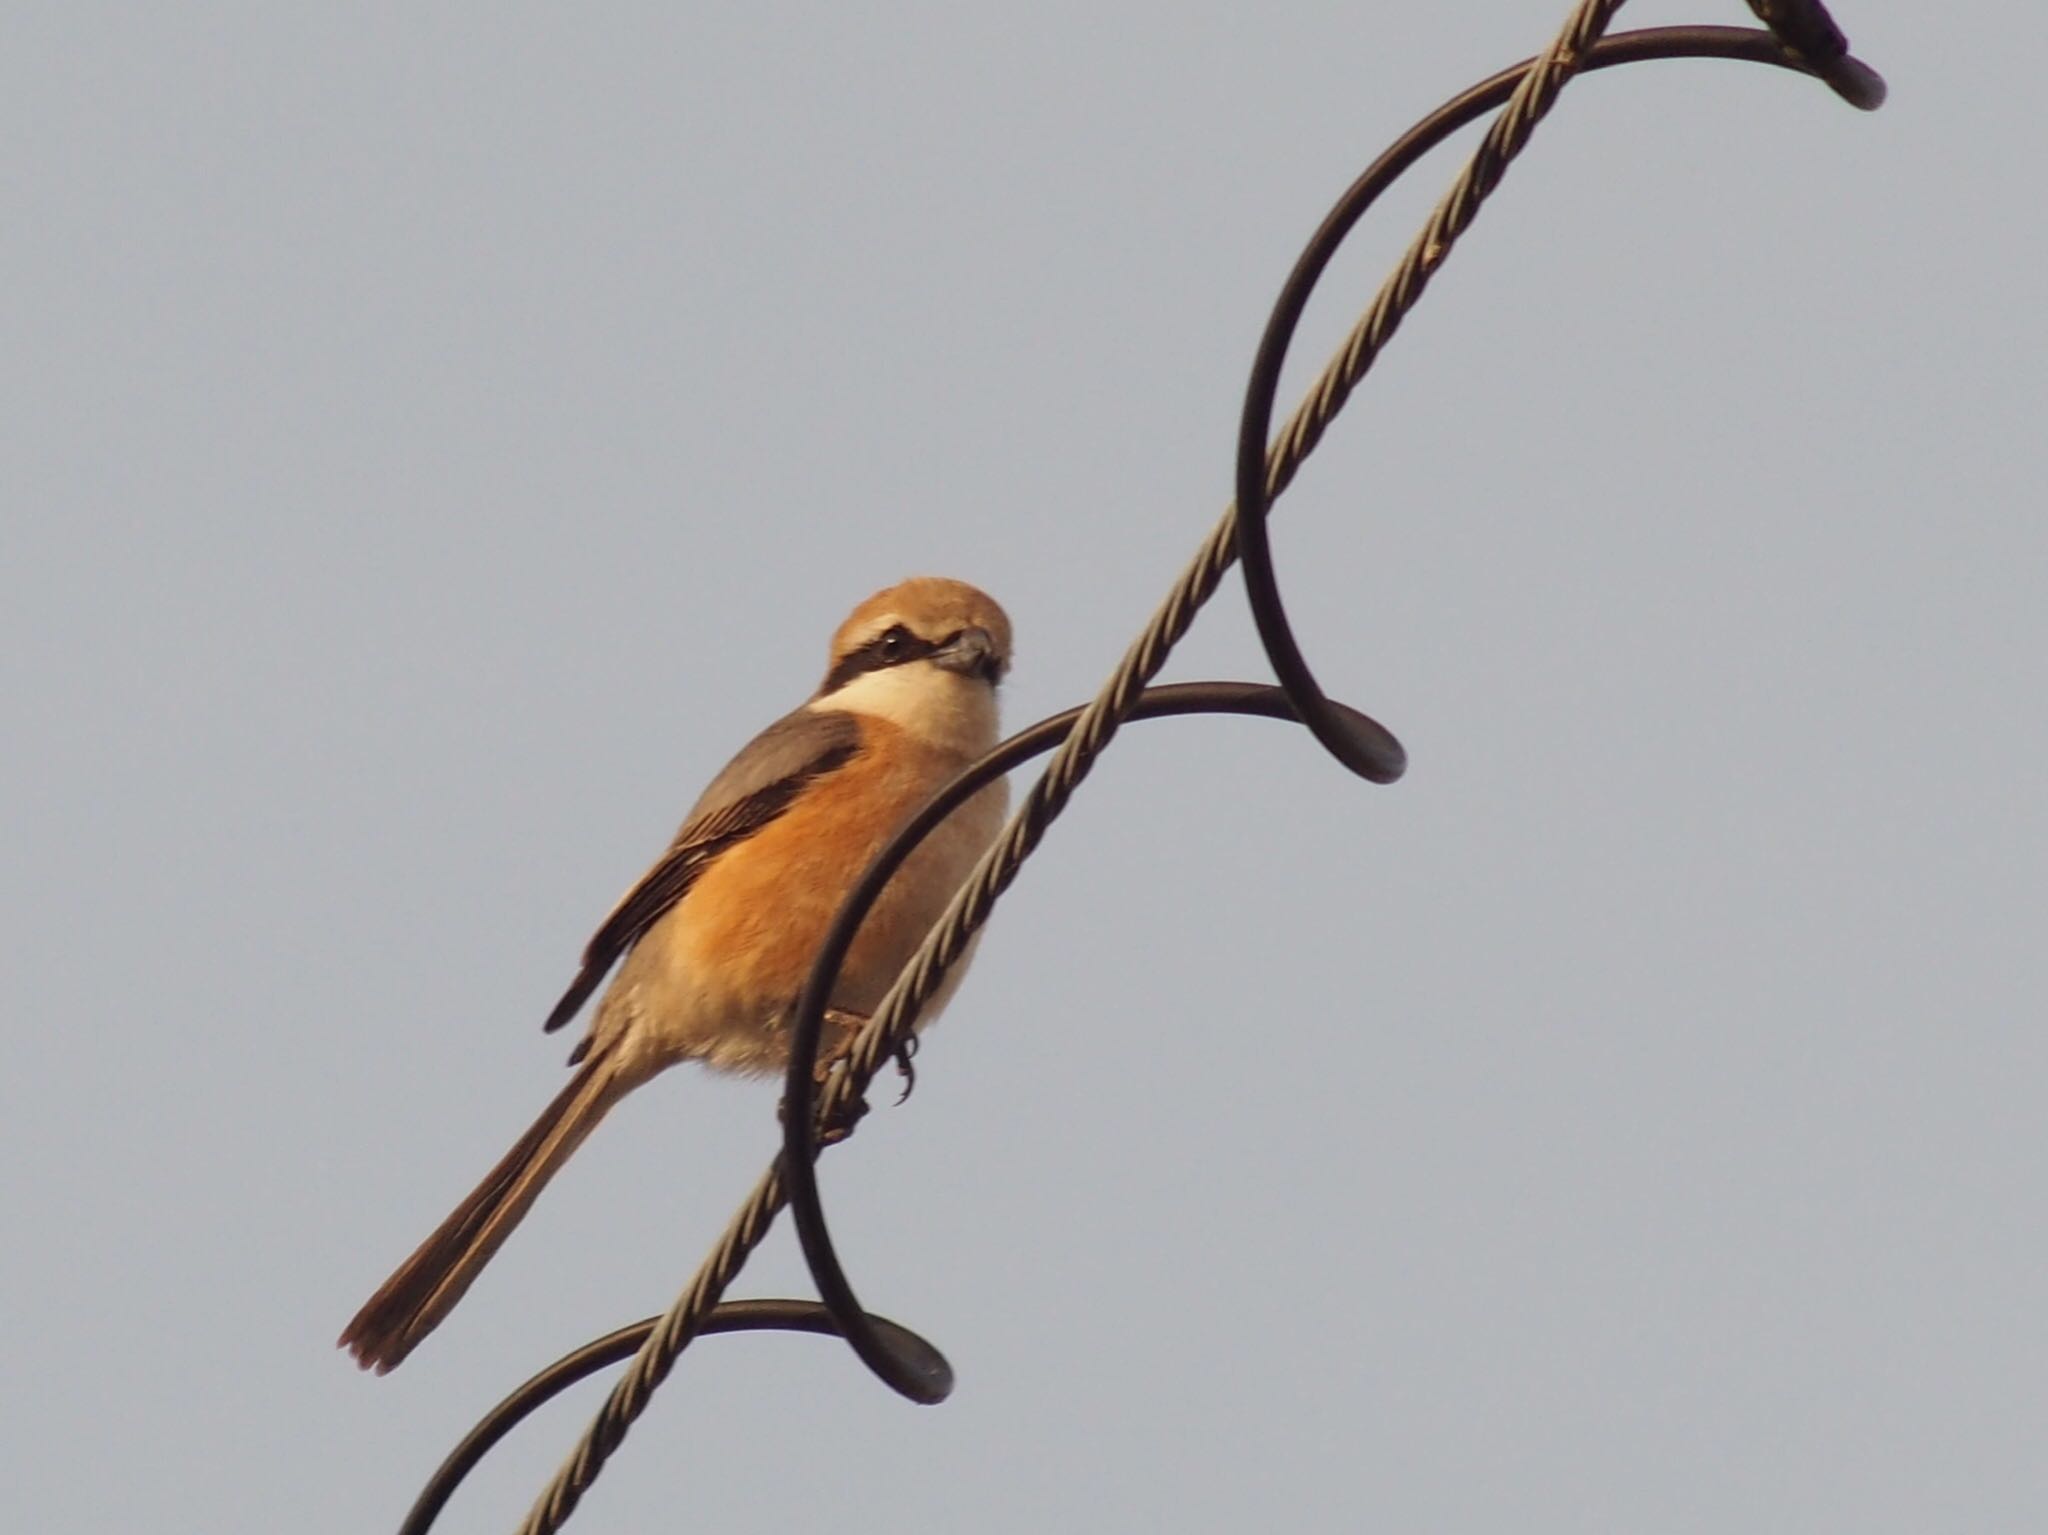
[339,1049,623,1372]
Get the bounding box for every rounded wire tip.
[870,1319,955,1403]
[1823,56,1886,110]
[1323,703,1409,784]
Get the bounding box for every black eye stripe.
[817,624,940,695]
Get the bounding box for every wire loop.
[396,1302,947,1535]
[1232,22,1879,784]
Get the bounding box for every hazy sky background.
[6,3,2043,1530]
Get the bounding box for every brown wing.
[540,708,861,1037]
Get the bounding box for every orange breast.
[673,717,1001,1021]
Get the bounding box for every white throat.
[813,662,999,755]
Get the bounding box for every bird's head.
[813,577,1012,753]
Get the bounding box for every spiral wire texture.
[381,2,1886,1529]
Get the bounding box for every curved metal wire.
[385,2,1886,1529]
[397,1301,945,1535]
[1233,20,1881,785]
[789,15,1890,1405]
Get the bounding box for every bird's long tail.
[338,1046,626,1372]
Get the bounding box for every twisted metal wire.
[508,3,1623,1526]
[779,0,1645,1354]
[383,2,1885,1528]
[794,0,1643,1396]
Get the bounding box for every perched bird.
[339,577,1012,1372]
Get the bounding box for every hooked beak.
[930,626,1003,683]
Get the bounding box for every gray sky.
[6,3,2044,1530]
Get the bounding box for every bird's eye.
[877,625,912,660]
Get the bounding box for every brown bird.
[340,577,1012,1371]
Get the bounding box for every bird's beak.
[931,626,1002,682]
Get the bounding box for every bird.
[338,576,1013,1372]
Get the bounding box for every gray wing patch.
[679,706,862,827]
[541,707,861,1038]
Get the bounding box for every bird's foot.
[810,1009,873,1145]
